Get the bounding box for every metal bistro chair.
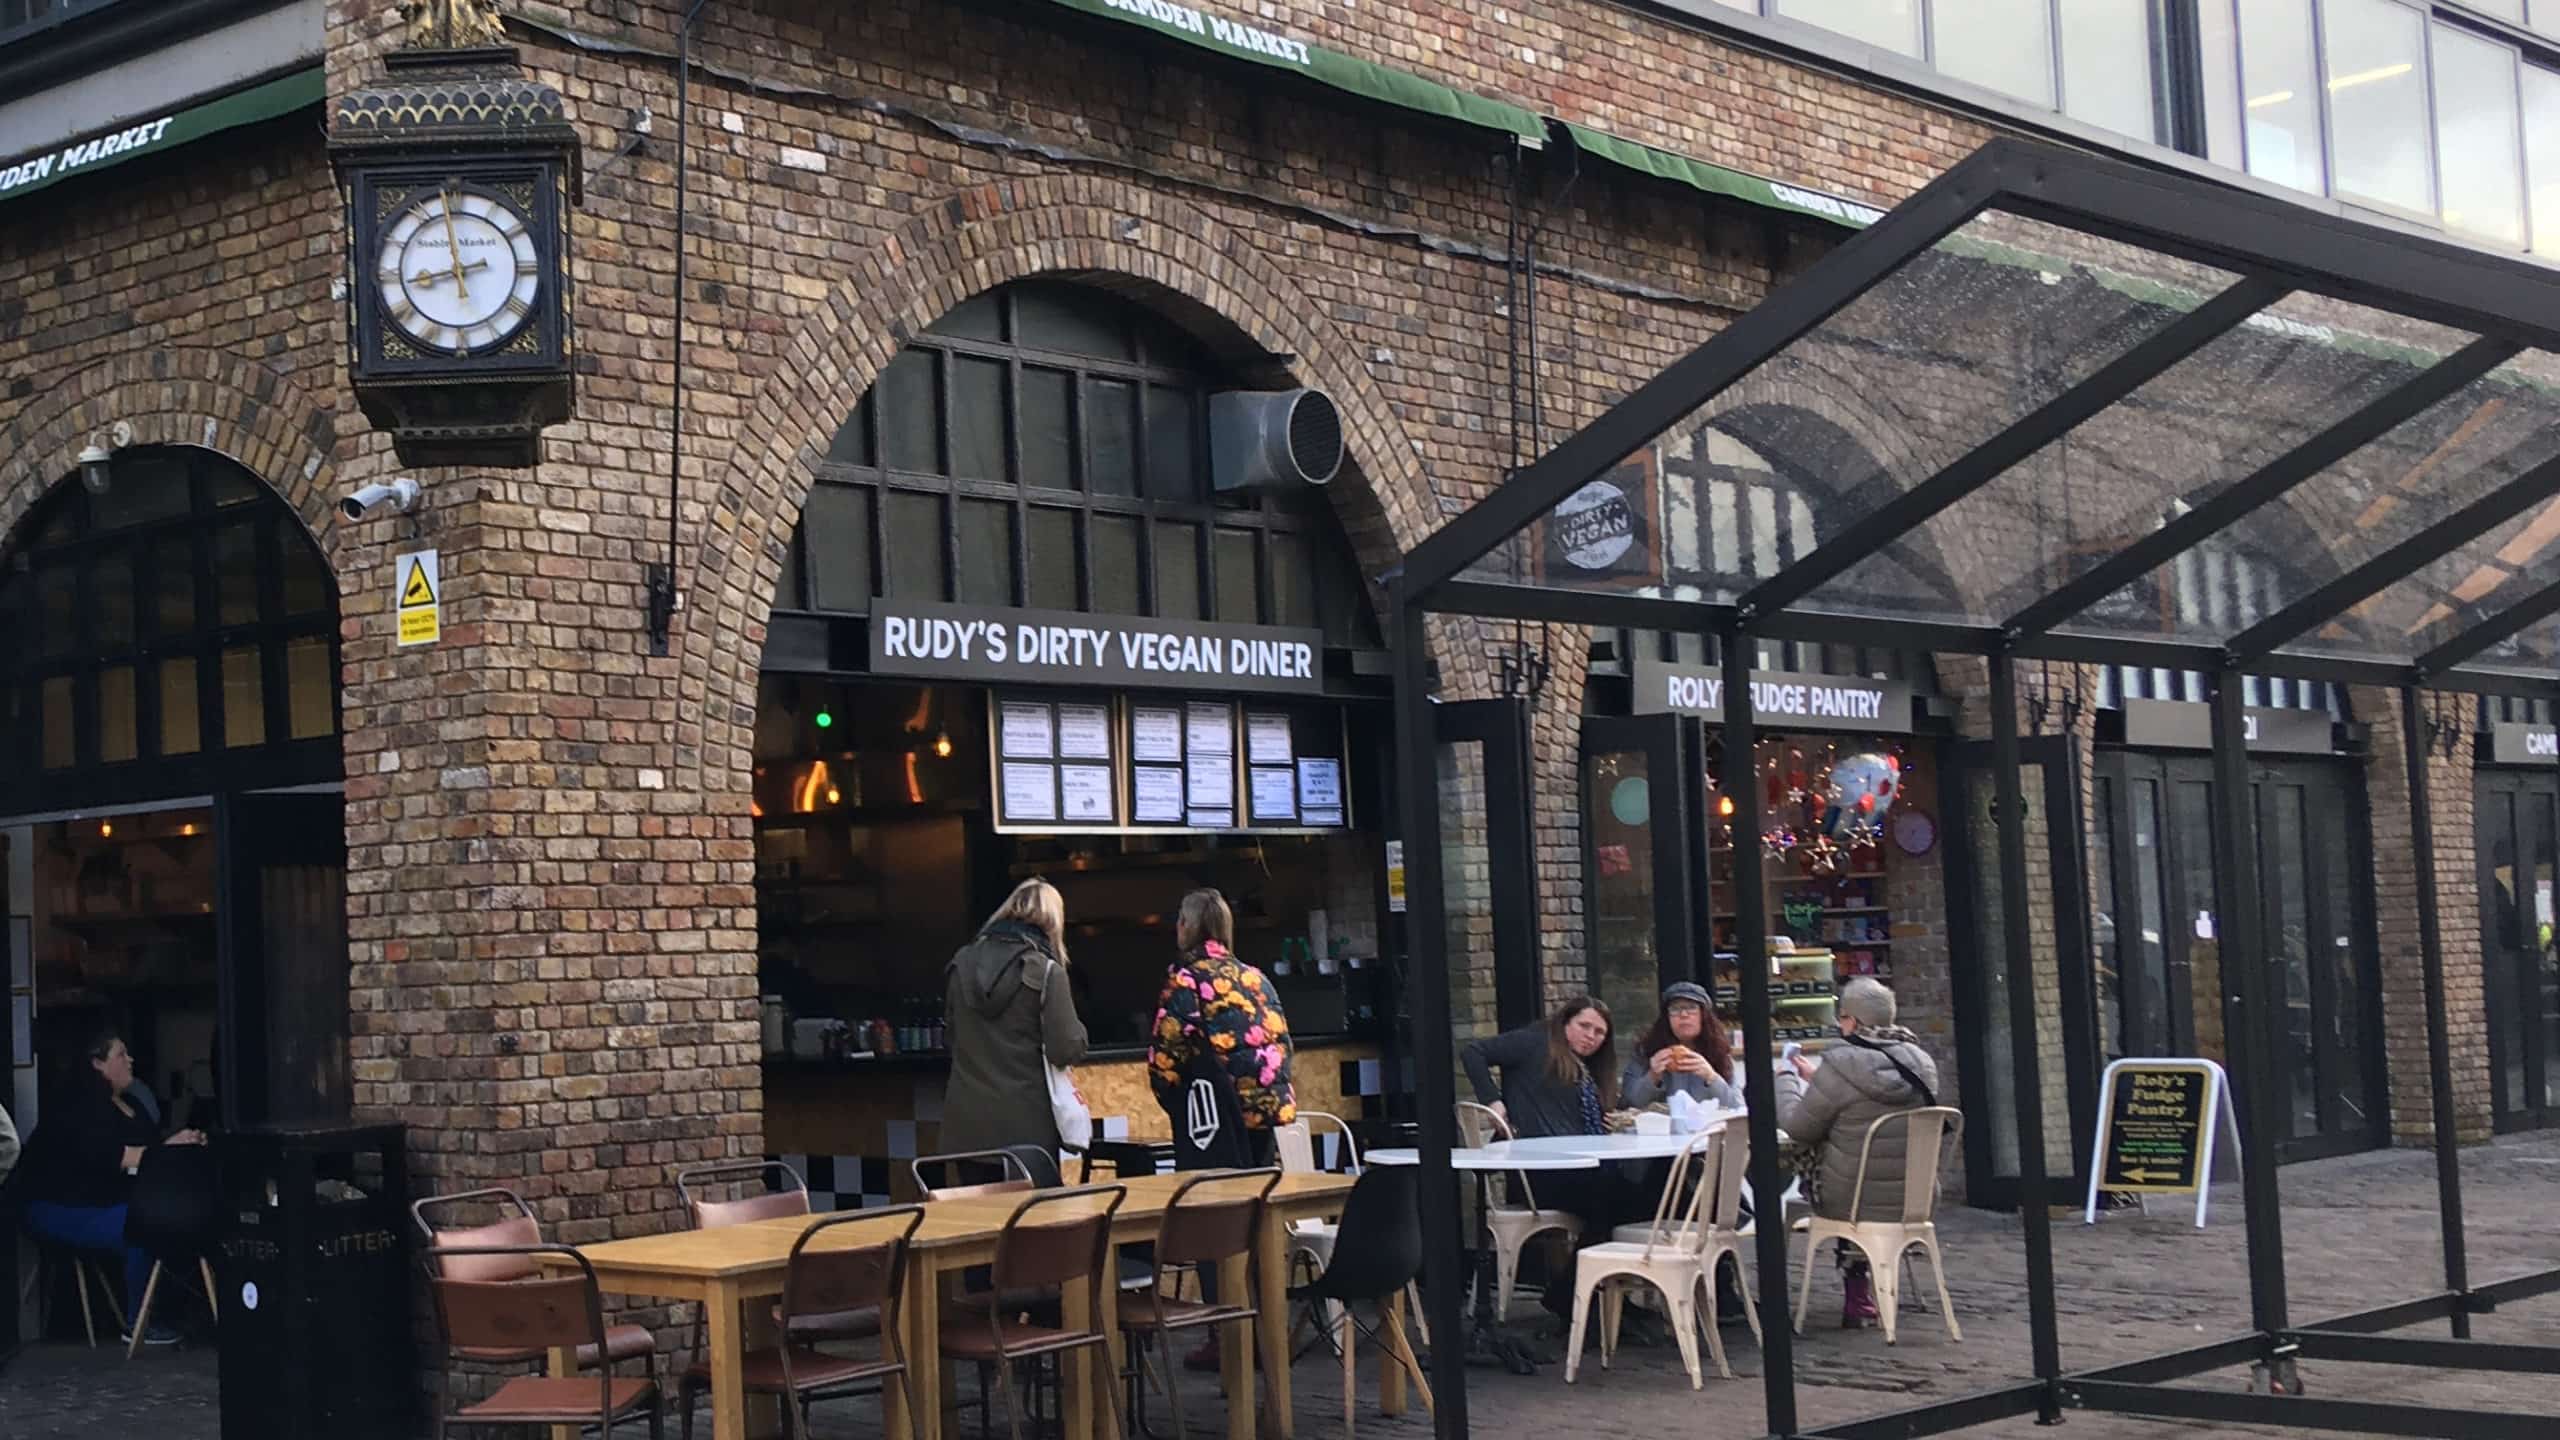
[1564,1124,1756,1388]
[936,1183,1129,1440]
[1790,1106,1965,1346]
[1120,1167,1283,1440]
[911,1148,1045,1201]
[1455,1101,1579,1320]
[412,1187,660,1375]
[677,1160,877,1343]
[679,1206,926,1440]
[427,1244,666,1440]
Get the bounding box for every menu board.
[1296,758,1344,827]
[1248,764,1298,824]
[1131,705,1183,763]
[991,693,1119,829]
[1134,765,1185,822]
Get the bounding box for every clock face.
[1891,807,1937,857]
[375,185,540,355]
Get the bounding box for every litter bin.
[215,1123,414,1440]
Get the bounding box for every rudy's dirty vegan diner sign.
[871,601,1324,694]
[1633,659,1914,733]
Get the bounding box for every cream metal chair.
[1455,1101,1579,1321]
[1562,1124,1756,1388]
[1789,1106,1964,1345]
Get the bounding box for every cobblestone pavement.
[7,1131,2559,1439]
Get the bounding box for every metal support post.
[2398,684,2472,1336]
[1390,596,1470,1440]
[2207,668,2292,1388]
[1988,651,2063,1420]
[1724,628,1798,1438]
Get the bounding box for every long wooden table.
[540,1171,1382,1440]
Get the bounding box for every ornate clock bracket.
[331,2,581,468]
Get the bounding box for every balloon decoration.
[1819,750,1901,846]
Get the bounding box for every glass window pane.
[2472,0,2525,19]
[1020,367,1076,490]
[2199,0,2244,166]
[826,394,873,466]
[2435,26,2525,246]
[2524,65,2560,254]
[774,528,805,610]
[41,676,72,768]
[1215,529,1258,622]
[92,550,133,649]
[1146,385,1199,499]
[2539,1,2560,39]
[1089,379,1138,496]
[152,537,195,635]
[214,522,259,626]
[210,466,261,508]
[1155,522,1201,619]
[1271,532,1317,628]
[803,484,874,611]
[1933,0,2053,106]
[2322,0,2431,215]
[280,533,329,617]
[90,454,190,528]
[35,563,74,657]
[1027,507,1080,610]
[2059,0,2158,140]
[2241,0,2325,194]
[159,658,200,756]
[950,357,1009,482]
[883,491,946,599]
[286,636,333,740]
[926,290,1004,341]
[877,349,941,474]
[221,645,264,747]
[1092,515,1142,615]
[958,499,1014,605]
[99,665,136,762]
[1014,285,1130,360]
[1770,0,1919,56]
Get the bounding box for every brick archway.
[0,347,342,560]
[679,174,1460,802]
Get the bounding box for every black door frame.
[2474,766,2558,1133]
[217,787,352,1130]
[1579,713,1705,996]
[1943,733,2099,1210]
[1436,699,1541,1032]
[2093,748,2389,1163]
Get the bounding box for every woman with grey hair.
[1774,976,1941,1328]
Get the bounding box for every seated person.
[1620,980,1741,1110]
[1773,978,1939,1329]
[16,1030,205,1346]
[1463,996,1641,1325]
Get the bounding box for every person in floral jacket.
[1149,888,1297,1164]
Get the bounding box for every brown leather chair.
[937,1183,1128,1440]
[677,1160,878,1343]
[909,1148,1043,1201]
[412,1187,659,1373]
[1120,1168,1282,1440]
[679,1206,925,1440]
[427,1244,665,1440]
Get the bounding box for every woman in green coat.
[940,879,1089,1156]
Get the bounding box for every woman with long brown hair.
[1621,981,1739,1109]
[1462,995,1638,1325]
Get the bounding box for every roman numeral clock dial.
[375,184,541,355]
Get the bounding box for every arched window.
[776,280,1380,650]
[0,448,340,813]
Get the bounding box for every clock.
[1891,807,1937,857]
[374,185,540,357]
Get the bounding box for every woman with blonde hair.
[941,878,1089,1154]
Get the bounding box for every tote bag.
[1042,959,1094,1150]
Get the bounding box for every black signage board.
[1632,659,1915,734]
[870,601,1324,695]
[2118,698,2333,755]
[2097,1063,2210,1194]
[2489,721,2560,767]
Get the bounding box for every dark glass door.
[2093,752,2386,1163]
[1581,714,1704,1031]
[216,790,350,1128]
[2475,769,2560,1131]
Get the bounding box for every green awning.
[1030,0,1543,143]
[1558,121,1881,230]
[0,67,324,206]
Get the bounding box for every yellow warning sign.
[395,548,440,647]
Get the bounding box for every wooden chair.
[1455,1101,1578,1320]
[411,1187,658,1373]
[1790,1106,1964,1345]
[678,1206,924,1440]
[426,1243,665,1439]
[936,1183,1129,1440]
[22,1238,125,1348]
[1120,1168,1282,1440]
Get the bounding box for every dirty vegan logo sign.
[1099,0,1316,65]
[871,601,1325,694]
[0,115,177,197]
[1540,455,1657,586]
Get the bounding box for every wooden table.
[541,1170,1368,1440]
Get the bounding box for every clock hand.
[409,259,490,287]
[440,186,468,295]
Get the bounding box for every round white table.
[1501,1128,1739,1162]
[1365,1144,1601,1170]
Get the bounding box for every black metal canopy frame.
[1389,138,2560,1440]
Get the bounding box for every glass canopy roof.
[1416,140,2560,694]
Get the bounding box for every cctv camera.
[340,478,421,521]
